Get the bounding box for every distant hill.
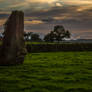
[64,39,92,43]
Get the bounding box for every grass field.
[0,52,92,92]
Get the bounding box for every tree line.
[24,25,71,42]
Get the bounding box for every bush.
[26,43,92,53]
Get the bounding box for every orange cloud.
[0,19,7,26]
[54,16,68,20]
[8,2,28,8]
[63,0,92,5]
[26,0,56,3]
[77,6,92,12]
[24,20,44,25]
[0,11,10,14]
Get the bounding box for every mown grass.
[0,52,92,92]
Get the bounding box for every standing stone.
[0,11,27,65]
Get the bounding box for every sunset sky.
[0,0,92,39]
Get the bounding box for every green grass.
[0,52,92,92]
[25,41,57,45]
[25,41,73,45]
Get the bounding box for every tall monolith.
[0,11,27,65]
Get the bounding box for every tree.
[64,30,71,38]
[31,33,42,42]
[44,25,71,42]
[53,25,71,42]
[24,32,32,41]
[44,31,55,42]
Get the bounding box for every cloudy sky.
[0,0,92,39]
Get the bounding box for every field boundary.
[26,43,92,52]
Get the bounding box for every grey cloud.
[0,1,92,39]
[0,14,9,19]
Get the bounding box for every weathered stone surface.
[0,11,27,65]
